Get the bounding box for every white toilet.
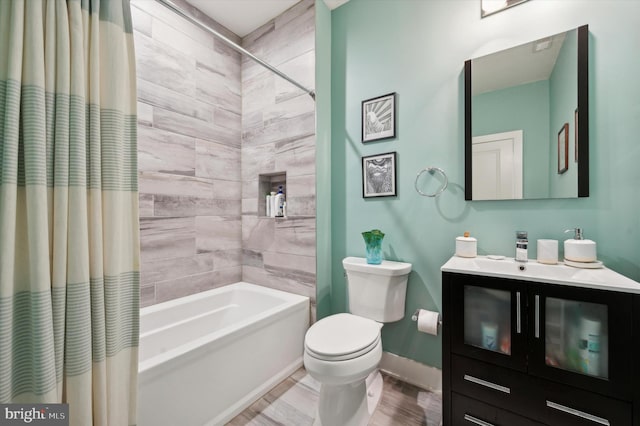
[304,256,412,426]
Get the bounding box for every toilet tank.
[343,257,412,322]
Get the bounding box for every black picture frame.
[362,93,396,143]
[362,152,397,198]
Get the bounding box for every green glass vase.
[362,229,385,264]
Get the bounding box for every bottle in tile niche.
[265,193,272,217]
[269,192,277,217]
[515,231,528,262]
[274,186,285,217]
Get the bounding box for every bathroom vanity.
[441,256,640,425]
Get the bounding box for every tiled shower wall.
[131,0,316,308]
[240,0,317,314]
[131,0,243,306]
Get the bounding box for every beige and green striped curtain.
[0,0,139,425]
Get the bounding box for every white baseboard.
[379,351,442,393]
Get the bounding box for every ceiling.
[187,0,350,38]
[472,32,567,96]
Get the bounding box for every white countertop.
[441,255,640,294]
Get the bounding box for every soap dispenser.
[564,228,597,263]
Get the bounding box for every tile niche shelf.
[259,172,286,218]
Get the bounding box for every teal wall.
[549,28,578,198]
[321,0,640,369]
[315,0,332,319]
[473,80,551,198]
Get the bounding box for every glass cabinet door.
[530,285,633,401]
[464,286,512,356]
[544,298,608,379]
[450,276,528,371]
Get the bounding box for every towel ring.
[415,167,448,197]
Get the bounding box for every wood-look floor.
[227,368,442,426]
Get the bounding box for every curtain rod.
[154,0,315,100]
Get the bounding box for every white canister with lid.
[456,232,477,258]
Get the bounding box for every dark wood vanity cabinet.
[443,271,639,426]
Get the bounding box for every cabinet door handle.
[546,401,610,425]
[464,414,495,426]
[463,374,511,394]
[535,294,540,338]
[516,291,521,334]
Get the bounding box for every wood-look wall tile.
[286,174,315,198]
[153,194,197,217]
[240,144,276,181]
[242,73,275,123]
[241,20,275,49]
[134,31,196,97]
[242,266,315,302]
[242,249,264,268]
[213,36,242,62]
[130,5,152,37]
[154,270,217,303]
[241,179,259,200]
[132,0,216,48]
[195,139,241,181]
[194,198,241,216]
[140,217,195,262]
[137,78,214,122]
[274,51,315,103]
[195,63,242,116]
[273,218,316,257]
[139,193,154,218]
[153,107,239,147]
[138,125,195,176]
[275,135,316,177]
[151,16,213,57]
[195,216,242,252]
[283,196,315,217]
[196,60,240,97]
[241,198,257,216]
[140,285,155,308]
[212,179,242,200]
[275,0,315,31]
[241,216,275,251]
[262,252,315,278]
[141,253,213,285]
[210,266,242,288]
[242,111,315,148]
[212,248,242,270]
[196,50,240,84]
[263,93,314,128]
[137,101,153,127]
[214,106,241,132]
[139,171,214,199]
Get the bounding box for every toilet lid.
[305,313,381,361]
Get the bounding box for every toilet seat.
[305,313,381,361]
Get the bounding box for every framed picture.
[362,93,396,142]
[362,152,396,198]
[574,108,579,162]
[558,123,569,174]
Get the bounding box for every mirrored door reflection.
[464,286,511,355]
[545,298,608,379]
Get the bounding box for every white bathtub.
[138,282,310,426]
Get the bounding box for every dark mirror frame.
[465,25,589,201]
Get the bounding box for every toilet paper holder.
[411,309,443,324]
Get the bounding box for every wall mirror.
[465,25,589,201]
[481,0,529,18]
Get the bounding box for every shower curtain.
[0,1,139,425]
